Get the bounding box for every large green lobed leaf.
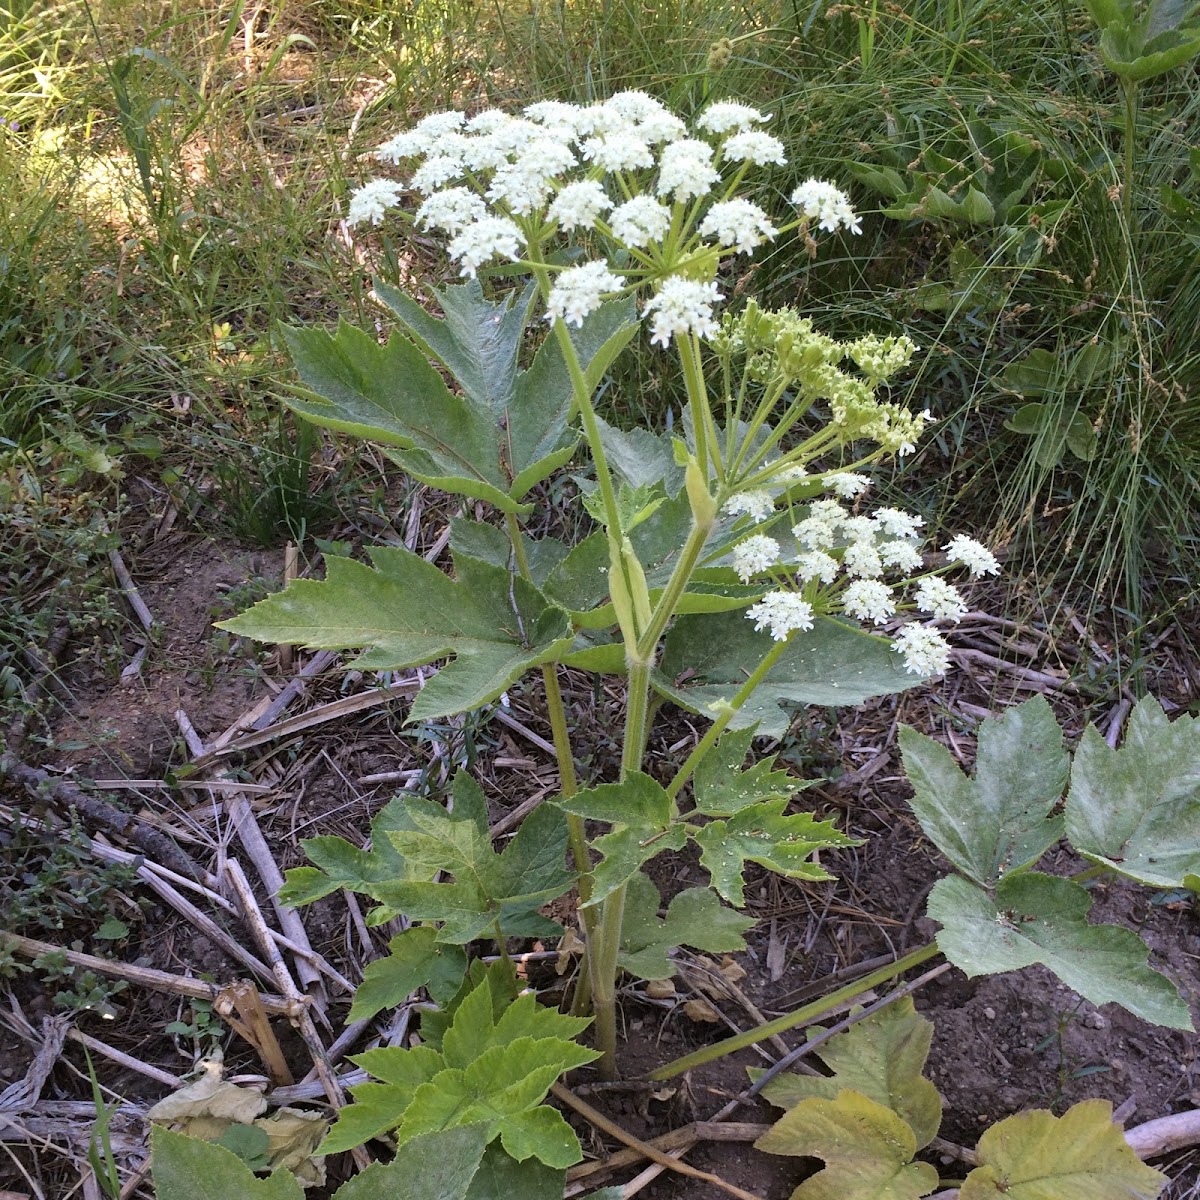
[1066,696,1200,889]
[218,546,573,724]
[929,873,1192,1029]
[898,696,1067,887]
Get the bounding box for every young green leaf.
[656,610,923,739]
[898,696,1067,887]
[218,547,573,724]
[754,997,942,1150]
[150,1126,303,1200]
[692,801,856,907]
[693,726,811,816]
[1066,697,1200,889]
[278,796,423,906]
[754,1089,940,1200]
[960,1099,1166,1200]
[618,872,754,980]
[929,873,1192,1029]
[348,927,467,1023]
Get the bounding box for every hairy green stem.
[646,942,942,1079]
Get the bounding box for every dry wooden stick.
[0,932,298,1016]
[66,1030,181,1090]
[551,1083,765,1200]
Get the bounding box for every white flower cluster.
[727,492,999,677]
[349,94,861,348]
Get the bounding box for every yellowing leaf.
[755,1089,940,1200]
[960,1099,1166,1200]
[755,997,942,1149]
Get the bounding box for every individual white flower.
[795,550,839,584]
[722,490,775,522]
[843,540,884,579]
[642,277,723,348]
[879,539,925,573]
[545,261,627,328]
[792,517,835,550]
[415,187,488,234]
[446,216,524,278]
[874,507,925,539]
[914,577,968,622]
[695,101,770,134]
[731,534,781,581]
[410,156,464,194]
[698,199,779,254]
[609,196,672,247]
[721,130,786,166]
[346,179,405,227]
[376,130,429,163]
[892,622,951,675]
[656,139,719,202]
[843,579,896,624]
[581,132,655,172]
[548,180,612,231]
[824,472,871,499]
[943,535,1000,578]
[791,178,862,234]
[747,592,815,640]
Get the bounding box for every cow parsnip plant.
[204,94,1193,1187]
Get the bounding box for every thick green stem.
[665,636,790,806]
[635,515,714,665]
[646,942,942,1080]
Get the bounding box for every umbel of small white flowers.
[346,93,861,349]
[730,488,1000,674]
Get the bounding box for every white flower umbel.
[548,180,612,231]
[747,592,814,641]
[581,132,655,172]
[795,550,839,584]
[656,139,720,203]
[893,623,952,675]
[545,261,627,328]
[347,179,406,227]
[721,130,786,167]
[732,534,781,582]
[376,130,430,164]
[879,539,925,573]
[791,178,862,235]
[722,490,775,522]
[608,196,672,248]
[695,101,770,134]
[410,156,464,195]
[446,217,524,278]
[643,277,723,348]
[943,535,1000,578]
[792,506,842,550]
[487,164,554,216]
[843,540,885,579]
[914,577,968,622]
[637,109,688,145]
[874,507,925,539]
[824,472,871,499]
[699,199,779,255]
[843,579,896,624]
[415,187,488,234]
